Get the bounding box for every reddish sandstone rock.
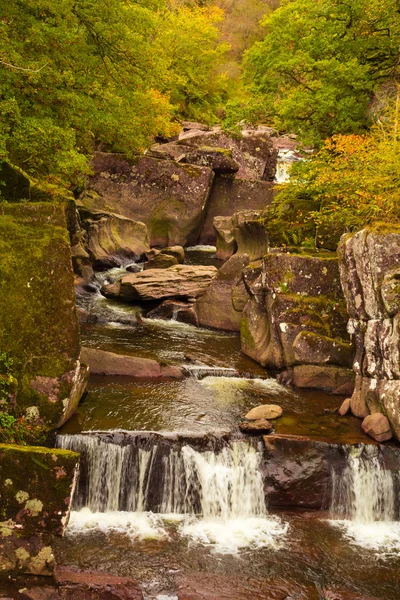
[103,265,218,303]
[245,404,283,420]
[80,153,214,247]
[80,347,161,377]
[338,398,351,416]
[239,418,273,433]
[55,566,143,600]
[362,413,393,442]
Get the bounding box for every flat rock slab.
[104,265,218,302]
[80,347,183,378]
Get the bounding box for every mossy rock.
[0,202,82,427]
[0,443,79,536]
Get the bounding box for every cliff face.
[338,225,400,440]
[0,202,88,430]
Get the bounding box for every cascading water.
[330,444,400,553]
[57,434,288,553]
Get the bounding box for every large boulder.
[79,153,214,247]
[214,215,237,261]
[79,208,149,270]
[362,413,393,442]
[199,176,274,245]
[182,146,239,174]
[102,264,218,303]
[338,225,400,440]
[240,250,353,388]
[0,202,88,429]
[178,126,276,180]
[195,254,251,331]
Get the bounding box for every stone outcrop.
[214,210,268,262]
[199,176,274,245]
[80,347,184,378]
[0,444,79,576]
[78,208,149,270]
[181,146,239,174]
[240,250,354,391]
[102,265,218,303]
[79,153,214,247]
[195,254,251,331]
[338,225,400,439]
[143,252,178,270]
[0,202,88,429]
[177,126,276,181]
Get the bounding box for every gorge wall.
[338,225,400,441]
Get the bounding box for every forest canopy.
[0,0,228,187]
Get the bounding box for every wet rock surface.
[80,347,184,379]
[245,404,283,420]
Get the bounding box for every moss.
[240,315,256,350]
[365,221,400,235]
[0,202,80,428]
[0,443,79,536]
[180,164,203,178]
[198,145,233,157]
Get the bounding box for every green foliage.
[156,3,230,122]
[0,0,228,190]
[242,0,400,145]
[267,91,400,247]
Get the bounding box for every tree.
[0,0,228,189]
[243,0,400,145]
[268,90,400,247]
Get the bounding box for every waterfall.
[331,445,396,522]
[330,444,400,553]
[183,365,240,379]
[57,434,266,516]
[57,433,288,553]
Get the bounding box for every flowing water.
[52,259,400,599]
[330,444,400,553]
[57,433,287,554]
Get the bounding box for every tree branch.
[0,59,49,73]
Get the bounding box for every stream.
[55,248,400,600]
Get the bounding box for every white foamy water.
[185,245,216,252]
[329,444,400,554]
[68,508,168,540]
[180,515,287,554]
[200,375,288,396]
[331,520,400,555]
[59,436,288,554]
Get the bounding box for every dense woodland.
[1,0,400,234]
